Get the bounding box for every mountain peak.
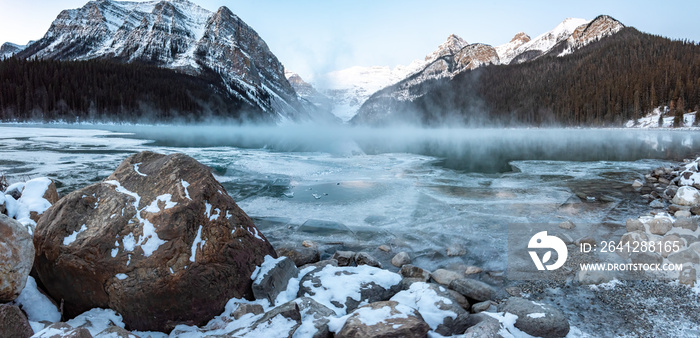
[424,34,469,63]
[562,14,624,55]
[511,32,531,43]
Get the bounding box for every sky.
[1,0,699,81]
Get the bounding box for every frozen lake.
[2,124,699,273]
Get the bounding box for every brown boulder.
[0,214,34,302]
[33,151,276,332]
[335,300,430,338]
[0,304,34,338]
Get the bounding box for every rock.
[618,231,648,259]
[378,245,391,252]
[632,179,644,188]
[300,259,338,271]
[449,278,493,302]
[94,326,139,338]
[630,251,663,266]
[231,300,301,338]
[302,240,318,248]
[33,323,93,338]
[332,251,356,267]
[558,220,575,230]
[446,289,470,310]
[446,243,467,256]
[679,266,697,287]
[0,194,6,215]
[335,301,430,338]
[505,286,522,297]
[675,210,692,218]
[649,217,673,235]
[391,252,411,267]
[471,300,491,313]
[464,266,483,275]
[674,217,699,231]
[577,270,615,285]
[252,256,300,305]
[298,264,402,315]
[498,297,570,338]
[672,186,700,206]
[277,246,320,267]
[293,297,335,338]
[626,219,646,232]
[355,252,382,268]
[0,214,34,302]
[691,205,700,215]
[461,314,501,338]
[399,265,430,282]
[649,200,665,208]
[557,233,574,245]
[431,269,462,286]
[232,303,264,320]
[0,304,33,338]
[667,249,700,265]
[575,236,596,246]
[658,234,684,258]
[32,151,277,332]
[390,282,469,335]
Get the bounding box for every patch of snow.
[63,224,88,246]
[66,308,126,336]
[133,163,147,176]
[145,194,177,213]
[390,282,457,330]
[12,276,61,322]
[251,255,285,282]
[483,311,536,338]
[527,312,546,318]
[190,225,204,262]
[181,180,192,200]
[115,273,128,280]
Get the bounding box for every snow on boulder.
[390,282,469,335]
[497,297,570,338]
[4,177,58,235]
[672,186,700,206]
[0,214,34,302]
[297,264,402,315]
[33,151,277,332]
[330,300,430,338]
[12,276,61,324]
[251,255,299,305]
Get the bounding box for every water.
[2,124,699,273]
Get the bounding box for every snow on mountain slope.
[0,42,29,59]
[17,0,311,122]
[504,18,589,64]
[494,32,530,64]
[560,15,625,56]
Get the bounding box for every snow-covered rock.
[390,282,469,335]
[0,42,28,59]
[498,297,570,338]
[673,186,700,206]
[252,255,300,305]
[330,300,430,338]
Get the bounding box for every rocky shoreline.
[1,151,699,337]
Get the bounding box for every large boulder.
[672,186,700,206]
[33,151,276,332]
[251,255,300,305]
[449,278,493,302]
[333,301,430,338]
[0,214,34,302]
[298,264,402,315]
[498,297,570,338]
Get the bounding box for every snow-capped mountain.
[16,0,312,122]
[352,15,625,125]
[0,42,29,59]
[285,71,333,114]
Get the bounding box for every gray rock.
[0,304,33,338]
[650,200,665,208]
[668,249,700,265]
[649,218,673,235]
[378,245,391,252]
[335,301,430,338]
[449,278,493,302]
[632,179,644,188]
[232,303,264,320]
[461,314,502,338]
[672,186,700,206]
[391,252,411,267]
[277,246,321,267]
[232,300,301,338]
[252,256,300,305]
[498,297,569,338]
[630,251,663,266]
[390,282,469,335]
[471,300,491,313]
[558,220,576,230]
[675,217,699,231]
[691,205,700,215]
[332,251,356,267]
[464,266,483,275]
[679,266,697,287]
[675,210,692,218]
[293,297,335,338]
[575,236,596,246]
[446,243,467,256]
[446,289,470,310]
[399,265,430,282]
[0,214,34,302]
[658,234,684,258]
[431,269,462,286]
[355,252,382,268]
